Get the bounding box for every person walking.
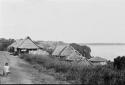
[3,63,10,77]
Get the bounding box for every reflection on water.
[88,45,125,61]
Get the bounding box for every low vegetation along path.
[0,51,69,84]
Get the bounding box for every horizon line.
[1,37,125,45]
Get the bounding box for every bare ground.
[0,51,69,84]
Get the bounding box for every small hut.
[18,36,40,54]
[52,45,84,61]
[71,57,93,67]
[66,52,83,61]
[77,57,93,67]
[89,57,107,65]
[7,39,24,55]
[52,45,67,57]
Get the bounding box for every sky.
[1,0,125,43]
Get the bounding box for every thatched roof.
[60,45,82,57]
[52,45,82,56]
[18,37,40,49]
[66,52,91,62]
[8,39,23,48]
[89,57,107,62]
[37,43,45,48]
[52,45,86,61]
[77,57,93,66]
[52,45,67,56]
[66,51,83,61]
[71,57,93,67]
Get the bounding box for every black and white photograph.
[0,0,125,84]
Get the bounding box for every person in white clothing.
[3,63,10,77]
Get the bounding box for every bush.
[19,54,125,84]
[0,38,15,51]
[70,43,91,59]
[53,61,71,73]
[114,56,125,70]
[80,66,125,85]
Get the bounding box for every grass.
[19,54,125,84]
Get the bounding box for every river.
[88,45,125,61]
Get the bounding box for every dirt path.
[0,51,69,84]
[0,52,33,84]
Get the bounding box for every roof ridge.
[27,37,40,48]
[18,37,40,49]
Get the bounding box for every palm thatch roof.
[18,37,40,49]
[89,57,107,62]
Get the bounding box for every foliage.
[8,46,15,53]
[81,66,125,85]
[70,43,91,59]
[20,54,125,84]
[114,56,125,70]
[45,49,53,55]
[0,38,15,51]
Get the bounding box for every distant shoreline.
[80,43,125,45]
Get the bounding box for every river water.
[88,45,125,61]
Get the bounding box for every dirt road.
[0,51,69,84]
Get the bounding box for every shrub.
[80,66,125,85]
[70,43,91,59]
[19,54,125,84]
[0,38,15,51]
[114,56,125,70]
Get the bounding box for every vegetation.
[114,56,125,70]
[0,38,15,51]
[70,43,91,59]
[46,49,54,55]
[19,54,125,84]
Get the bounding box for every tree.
[114,56,125,70]
[70,43,91,59]
[0,38,15,51]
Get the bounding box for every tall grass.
[19,54,125,84]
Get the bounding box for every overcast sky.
[1,0,125,43]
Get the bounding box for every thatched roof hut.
[8,39,23,48]
[77,57,93,66]
[66,52,83,61]
[52,45,84,61]
[18,36,40,50]
[71,57,93,67]
[89,57,107,62]
[60,45,82,57]
[52,45,67,56]
[89,57,107,65]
